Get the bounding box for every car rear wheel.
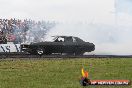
[37,48,44,55]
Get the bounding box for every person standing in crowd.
[0,29,7,44]
[0,18,56,44]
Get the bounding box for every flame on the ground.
[81,68,88,78]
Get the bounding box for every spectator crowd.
[0,18,56,44]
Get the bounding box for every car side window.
[54,37,64,42]
[72,37,77,42]
[64,37,73,42]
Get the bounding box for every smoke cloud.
[45,0,132,55]
[46,20,132,55]
[0,0,131,55]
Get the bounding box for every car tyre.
[75,51,84,56]
[37,48,44,55]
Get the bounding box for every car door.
[63,37,77,53]
[51,37,64,53]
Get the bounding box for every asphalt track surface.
[0,52,132,59]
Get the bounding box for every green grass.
[0,58,132,88]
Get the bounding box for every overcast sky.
[0,0,131,23]
[0,0,115,23]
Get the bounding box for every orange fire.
[81,68,88,78]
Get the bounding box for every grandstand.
[0,18,56,44]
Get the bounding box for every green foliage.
[0,58,131,88]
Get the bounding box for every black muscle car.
[21,36,95,55]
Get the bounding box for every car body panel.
[21,36,95,55]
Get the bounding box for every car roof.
[51,35,74,38]
[51,36,85,42]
